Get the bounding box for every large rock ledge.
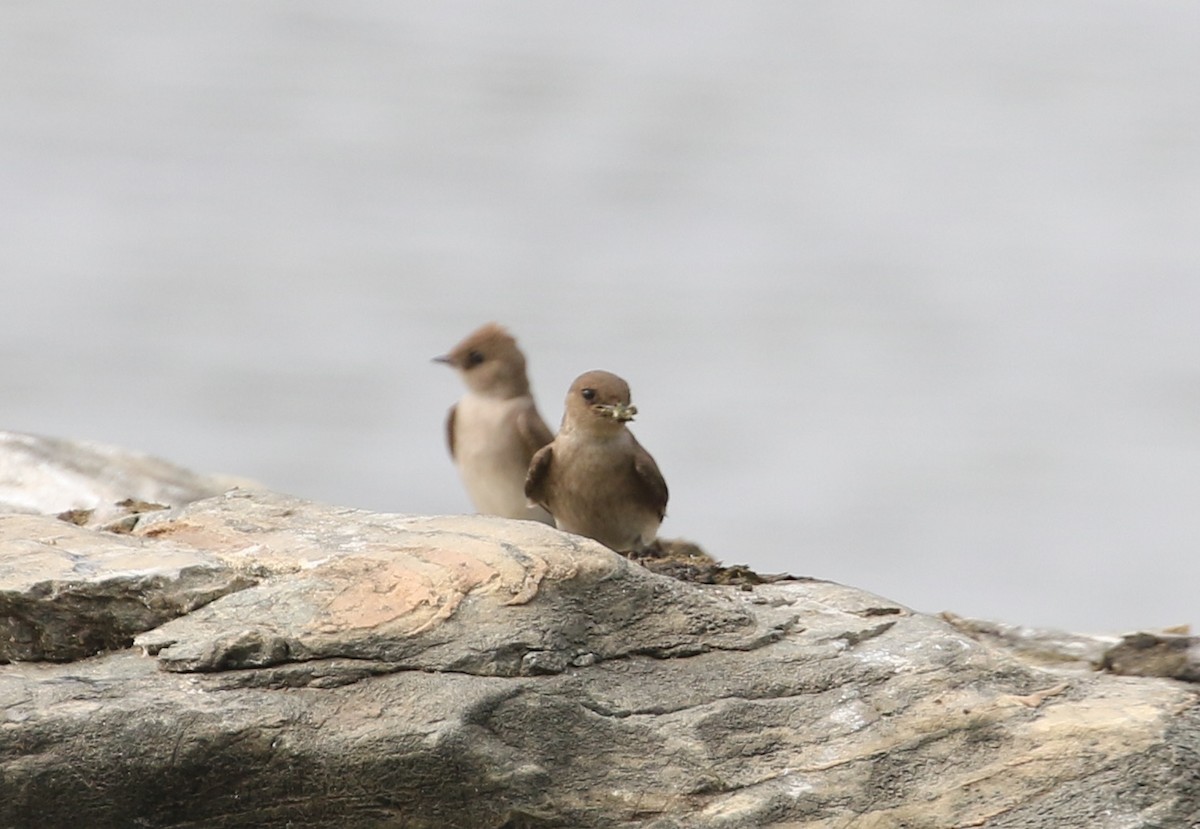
[1,434,1199,827]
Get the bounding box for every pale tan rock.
[1,436,1198,828]
[131,491,773,674]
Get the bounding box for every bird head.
[434,323,531,398]
[564,370,638,433]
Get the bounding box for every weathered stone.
[1,437,1199,828]
[940,611,1121,670]
[1102,631,1200,682]
[943,612,1200,687]
[0,513,253,662]
[0,430,246,520]
[130,491,777,675]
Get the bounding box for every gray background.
[4,2,1198,632]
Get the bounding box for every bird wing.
[632,442,669,520]
[515,405,555,459]
[524,443,554,510]
[445,404,458,459]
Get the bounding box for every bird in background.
[435,323,555,525]
[525,369,668,553]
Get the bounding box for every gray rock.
[1,438,1199,828]
[0,430,247,519]
[0,512,252,662]
[943,612,1200,683]
[940,611,1122,669]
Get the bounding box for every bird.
[525,369,668,553]
[434,323,555,524]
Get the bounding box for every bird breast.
[454,393,538,514]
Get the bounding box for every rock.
[0,432,257,663]
[1101,631,1200,682]
[2,437,1199,827]
[0,430,248,520]
[129,491,778,675]
[943,612,1200,684]
[940,611,1122,669]
[0,513,252,662]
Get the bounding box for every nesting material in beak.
[597,402,637,422]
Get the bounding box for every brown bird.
[435,323,554,524]
[525,370,668,553]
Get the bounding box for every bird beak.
[597,402,637,422]
[432,354,455,366]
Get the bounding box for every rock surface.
[0,430,247,519]
[0,512,251,662]
[1,435,1199,828]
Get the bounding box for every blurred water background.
[3,2,1199,632]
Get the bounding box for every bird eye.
[581,388,596,401]
[465,350,485,368]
